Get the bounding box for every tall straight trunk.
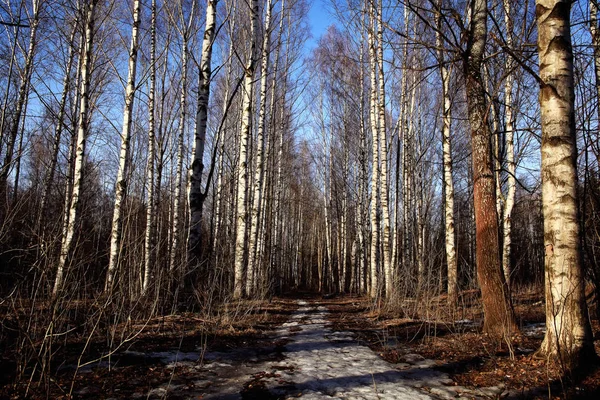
[39,19,79,226]
[53,0,96,295]
[535,0,595,370]
[233,0,259,299]
[106,0,142,292]
[368,5,380,299]
[375,0,392,298]
[169,35,190,274]
[501,0,516,288]
[247,0,274,296]
[212,1,237,255]
[0,0,41,208]
[368,7,381,298]
[463,0,516,337]
[188,0,219,266]
[436,1,457,304]
[142,0,158,295]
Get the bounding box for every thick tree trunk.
[535,0,596,370]
[233,0,259,299]
[106,0,141,292]
[188,0,219,271]
[463,0,517,338]
[53,1,96,295]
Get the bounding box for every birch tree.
[0,0,42,209]
[535,0,596,370]
[106,0,142,292]
[435,0,457,304]
[53,0,97,295]
[233,0,259,299]
[500,0,516,289]
[368,3,380,299]
[142,0,158,295]
[188,0,219,268]
[169,0,196,276]
[247,0,274,296]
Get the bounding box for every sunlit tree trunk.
[247,0,274,296]
[436,1,457,304]
[53,0,96,295]
[142,0,158,295]
[169,18,192,276]
[375,0,392,298]
[233,0,259,299]
[368,5,380,299]
[463,0,516,337]
[535,0,596,370]
[501,0,516,289]
[106,0,142,292]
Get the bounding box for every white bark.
[233,0,259,299]
[142,0,157,295]
[0,0,42,204]
[536,0,595,369]
[53,1,96,295]
[436,1,457,304]
[106,0,142,292]
[501,0,516,289]
[247,0,274,296]
[368,6,380,299]
[375,0,392,298]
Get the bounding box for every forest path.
[190,299,466,400]
[127,298,491,399]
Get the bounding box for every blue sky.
[307,0,332,52]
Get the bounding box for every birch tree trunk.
[106,0,141,292]
[169,24,192,275]
[535,0,595,370]
[0,0,42,209]
[53,0,96,295]
[436,1,457,304]
[501,0,516,289]
[368,5,380,299]
[247,0,274,296]
[375,0,392,298]
[142,0,157,295]
[233,0,259,299]
[188,0,219,269]
[463,0,516,338]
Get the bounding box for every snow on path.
[263,300,445,399]
[131,299,504,399]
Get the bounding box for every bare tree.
[106,0,142,292]
[53,0,97,295]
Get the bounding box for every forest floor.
[1,291,600,399]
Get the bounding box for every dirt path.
[123,299,494,399]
